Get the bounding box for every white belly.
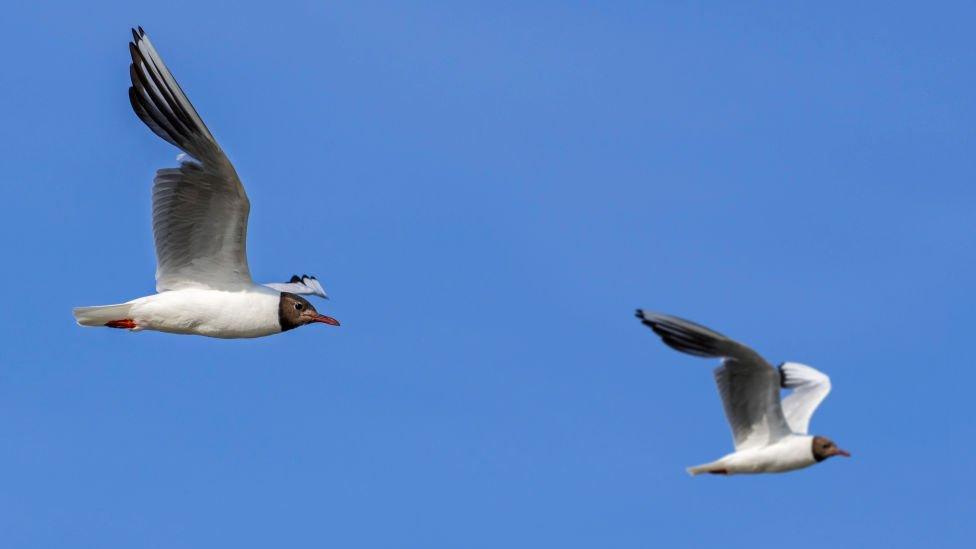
[127,288,281,339]
[716,436,816,475]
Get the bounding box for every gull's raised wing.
[778,362,832,435]
[264,275,329,299]
[635,311,792,450]
[129,27,253,292]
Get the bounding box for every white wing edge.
[264,275,328,299]
[779,362,832,435]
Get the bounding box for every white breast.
[127,287,282,338]
[720,436,817,474]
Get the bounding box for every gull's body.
[100,288,282,339]
[690,435,818,475]
[635,311,849,476]
[73,28,338,338]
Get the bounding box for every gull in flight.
[635,311,849,475]
[73,28,339,338]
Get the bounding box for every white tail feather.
[73,303,134,327]
[686,460,725,476]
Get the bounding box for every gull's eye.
[295,303,304,311]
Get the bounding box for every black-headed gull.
[635,311,849,476]
[73,28,339,338]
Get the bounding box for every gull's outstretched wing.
[778,362,832,435]
[129,27,252,291]
[636,310,792,450]
[264,275,329,299]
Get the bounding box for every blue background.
[2,2,974,547]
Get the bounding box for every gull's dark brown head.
[812,435,851,462]
[277,292,340,332]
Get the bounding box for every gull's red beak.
[835,448,851,457]
[312,314,340,326]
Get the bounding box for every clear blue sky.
[1,2,973,547]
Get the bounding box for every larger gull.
[73,28,339,338]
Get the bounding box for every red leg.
[105,319,137,329]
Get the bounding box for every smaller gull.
[635,310,850,476]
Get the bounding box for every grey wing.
[263,275,329,299]
[778,362,832,435]
[635,311,792,450]
[129,27,252,291]
[713,359,792,450]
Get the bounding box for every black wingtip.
[127,85,140,112]
[635,309,652,326]
[138,26,145,37]
[635,309,659,328]
[289,275,301,283]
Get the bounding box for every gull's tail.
[73,302,136,328]
[686,460,728,476]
